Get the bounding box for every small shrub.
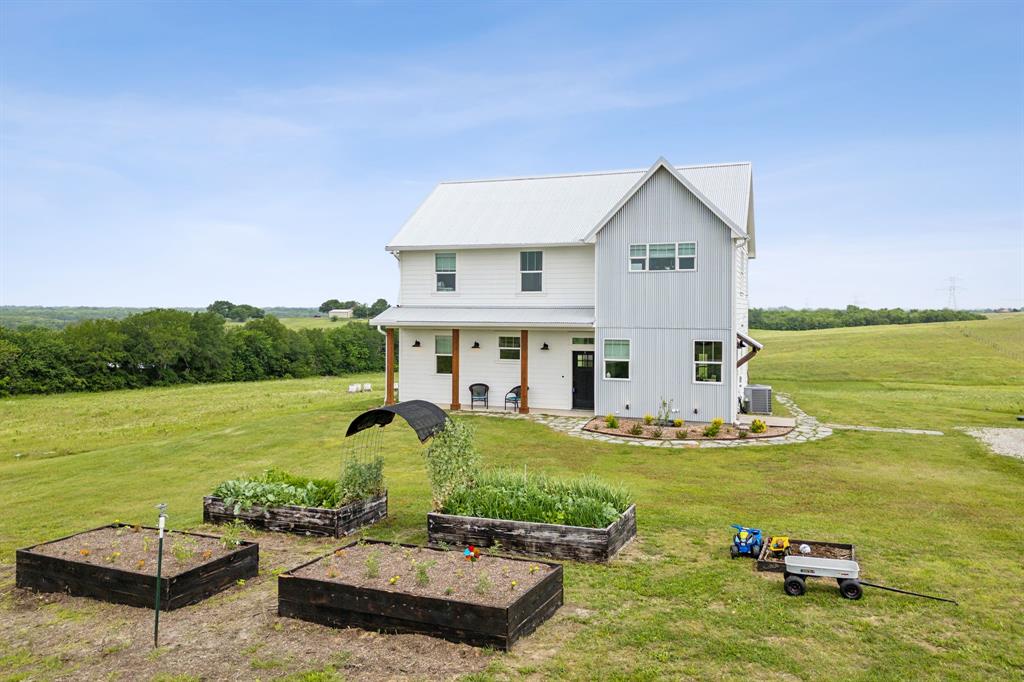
[738,429,749,439]
[604,413,619,429]
[475,573,491,595]
[643,414,654,425]
[628,422,644,436]
[703,417,724,438]
[651,427,663,438]
[750,418,767,434]
[219,519,246,549]
[656,398,673,425]
[675,429,687,439]
[365,550,381,578]
[339,455,385,503]
[415,560,436,587]
[423,419,481,510]
[673,419,683,428]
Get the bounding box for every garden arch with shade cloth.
[345,400,449,443]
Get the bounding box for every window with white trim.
[435,335,452,374]
[603,339,630,379]
[435,252,456,292]
[572,337,594,345]
[520,251,543,292]
[498,335,521,360]
[628,242,697,272]
[694,341,722,383]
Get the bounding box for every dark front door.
[572,351,595,410]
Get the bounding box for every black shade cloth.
[344,400,449,443]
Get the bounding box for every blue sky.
[1,0,1021,309]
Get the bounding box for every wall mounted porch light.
[472,341,480,349]
[412,340,421,348]
[541,343,550,350]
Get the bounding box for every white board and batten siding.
[397,246,594,307]
[594,167,737,422]
[397,327,579,411]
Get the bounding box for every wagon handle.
[860,581,958,605]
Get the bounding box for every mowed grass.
[1,318,1022,680]
[752,313,1024,429]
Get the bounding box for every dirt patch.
[584,417,792,441]
[293,542,553,608]
[0,529,525,680]
[28,525,238,577]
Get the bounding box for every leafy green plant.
[656,398,673,425]
[675,429,688,439]
[604,414,619,429]
[673,419,684,428]
[422,419,480,509]
[171,538,197,563]
[738,429,749,439]
[750,418,767,434]
[414,560,436,586]
[628,422,644,436]
[442,469,632,528]
[475,573,491,595]
[643,414,654,425]
[212,468,342,513]
[219,519,246,549]
[651,426,663,438]
[339,455,384,503]
[365,550,380,578]
[703,417,724,438]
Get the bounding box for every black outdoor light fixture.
[541,342,550,350]
[412,340,421,348]
[472,341,480,349]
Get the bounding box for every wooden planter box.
[755,539,856,573]
[278,540,563,651]
[427,504,637,562]
[16,524,258,610]
[203,491,387,538]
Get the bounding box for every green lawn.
[1,317,1022,680]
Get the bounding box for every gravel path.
[961,427,1024,461]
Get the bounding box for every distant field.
[752,313,1024,429]
[0,305,320,329]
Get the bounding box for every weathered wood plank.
[203,492,387,538]
[427,505,637,562]
[277,539,562,650]
[16,525,258,611]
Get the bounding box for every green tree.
[121,309,197,383]
[368,298,389,317]
[63,319,130,391]
[319,299,344,313]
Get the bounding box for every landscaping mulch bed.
[280,540,564,650]
[16,524,258,610]
[755,539,856,573]
[584,417,792,441]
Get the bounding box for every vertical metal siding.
[594,167,735,422]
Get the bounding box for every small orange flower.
[79,549,91,556]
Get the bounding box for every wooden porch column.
[385,328,395,405]
[450,328,461,411]
[519,329,529,414]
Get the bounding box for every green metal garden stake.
[154,503,167,648]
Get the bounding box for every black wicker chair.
[468,383,489,410]
[504,385,521,411]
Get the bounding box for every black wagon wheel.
[839,579,863,600]
[784,574,806,597]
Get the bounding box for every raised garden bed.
[427,504,636,562]
[755,539,856,572]
[16,524,258,610]
[203,492,387,538]
[278,540,562,650]
[584,417,792,441]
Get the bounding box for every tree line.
[749,305,986,331]
[0,309,385,396]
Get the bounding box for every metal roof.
[386,159,752,251]
[371,305,595,328]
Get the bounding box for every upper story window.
[498,335,521,360]
[435,335,453,374]
[520,251,543,292]
[629,242,697,272]
[694,340,722,383]
[435,252,456,292]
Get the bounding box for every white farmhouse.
[329,308,354,319]
[372,157,761,423]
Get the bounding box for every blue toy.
[730,524,764,559]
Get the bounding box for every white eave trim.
[582,157,747,242]
[386,241,588,253]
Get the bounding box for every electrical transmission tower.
[943,276,962,310]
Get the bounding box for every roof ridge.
[439,161,750,185]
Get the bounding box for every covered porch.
[374,305,596,415]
